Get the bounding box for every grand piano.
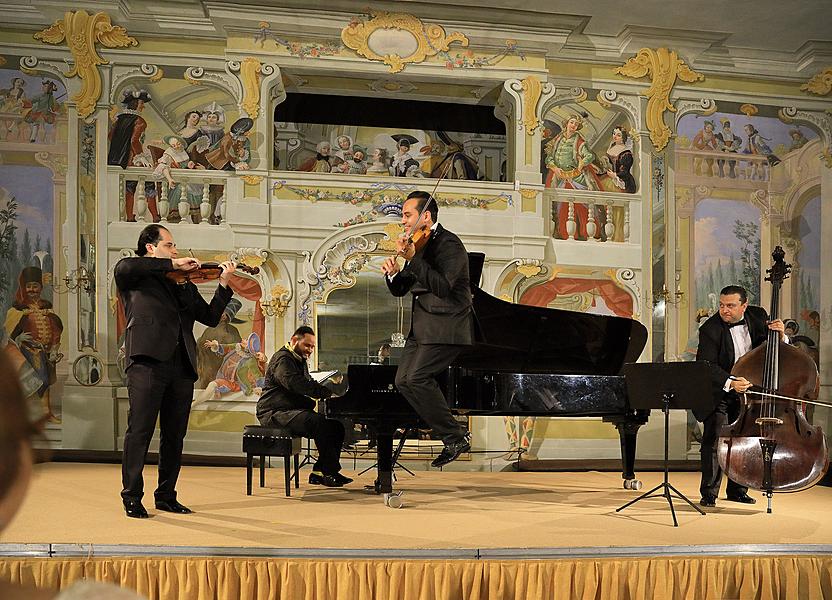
[321,253,649,503]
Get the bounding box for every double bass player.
[695,284,786,508]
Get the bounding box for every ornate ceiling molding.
[34,10,137,118]
[615,48,703,151]
[340,10,468,73]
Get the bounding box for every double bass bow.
[717,246,828,513]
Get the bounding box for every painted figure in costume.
[788,128,809,151]
[390,134,421,177]
[178,110,203,148]
[108,89,156,221]
[332,134,354,172]
[345,145,368,174]
[297,140,333,172]
[199,108,226,147]
[544,114,604,239]
[152,134,203,216]
[0,77,26,112]
[691,120,718,176]
[742,124,781,179]
[539,119,560,179]
[428,132,479,180]
[24,80,60,143]
[4,266,64,423]
[366,147,390,174]
[602,126,636,193]
[206,117,253,171]
[108,89,151,168]
[715,119,740,178]
[203,333,268,398]
[195,298,244,389]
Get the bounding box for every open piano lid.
[459,253,647,376]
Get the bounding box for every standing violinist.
[695,284,785,508]
[115,224,235,518]
[381,191,475,467]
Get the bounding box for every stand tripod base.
[616,481,705,527]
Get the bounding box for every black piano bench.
[243,425,302,497]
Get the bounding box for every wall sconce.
[260,295,289,318]
[653,282,684,306]
[55,266,93,294]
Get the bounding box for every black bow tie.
[728,319,746,328]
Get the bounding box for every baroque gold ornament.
[616,48,703,151]
[801,67,832,96]
[34,10,137,118]
[341,11,468,73]
[520,76,543,135]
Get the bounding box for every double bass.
[718,246,828,513]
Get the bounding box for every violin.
[166,262,259,285]
[717,246,828,513]
[395,158,454,258]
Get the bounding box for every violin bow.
[407,157,453,238]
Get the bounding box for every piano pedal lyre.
[384,491,404,509]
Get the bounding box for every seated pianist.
[256,326,352,488]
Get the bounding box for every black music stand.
[616,362,712,527]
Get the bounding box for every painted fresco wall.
[0,67,67,425]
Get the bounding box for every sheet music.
[310,370,338,384]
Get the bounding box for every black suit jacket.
[115,257,234,377]
[694,305,769,420]
[386,223,474,345]
[256,345,333,425]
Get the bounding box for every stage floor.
[4,463,832,557]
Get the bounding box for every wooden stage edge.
[2,542,832,560]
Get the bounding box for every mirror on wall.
[73,353,102,386]
[315,256,411,372]
[314,256,468,460]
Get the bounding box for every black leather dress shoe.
[155,499,193,514]
[308,472,344,487]
[726,493,756,504]
[331,472,353,486]
[123,499,149,519]
[699,495,716,508]
[431,433,472,468]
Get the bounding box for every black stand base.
[615,393,705,527]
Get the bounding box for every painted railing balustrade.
[110,166,230,225]
[546,190,639,244]
[675,148,774,184]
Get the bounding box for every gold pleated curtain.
[2,555,832,599]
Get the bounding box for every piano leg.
[614,419,643,490]
[372,432,394,494]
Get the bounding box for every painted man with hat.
[390,134,421,177]
[24,79,60,143]
[344,144,368,174]
[108,89,156,221]
[206,117,253,171]
[195,297,244,389]
[4,266,64,422]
